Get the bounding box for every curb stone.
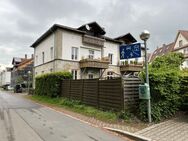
[104,127,152,141]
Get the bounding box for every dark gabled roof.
[77,21,106,35]
[150,42,174,62]
[114,33,137,44]
[31,24,86,47]
[31,22,137,48]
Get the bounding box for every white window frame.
[89,50,94,59]
[71,47,78,60]
[179,40,183,47]
[42,52,45,63]
[50,47,53,60]
[88,73,94,79]
[35,55,38,65]
[72,70,78,80]
[108,53,113,64]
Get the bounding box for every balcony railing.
[79,57,109,69]
[184,53,188,58]
[120,63,143,72]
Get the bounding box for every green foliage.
[35,71,72,97]
[179,73,188,110]
[151,52,184,70]
[29,95,132,122]
[139,53,184,122]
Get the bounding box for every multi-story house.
[150,30,188,69]
[31,21,145,82]
[11,55,33,88]
[173,30,188,68]
[0,67,11,89]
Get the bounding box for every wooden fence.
[123,77,142,110]
[61,78,142,111]
[61,79,124,111]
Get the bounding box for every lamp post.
[28,71,31,94]
[140,30,151,123]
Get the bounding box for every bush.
[139,53,184,122]
[180,73,188,111]
[35,71,72,97]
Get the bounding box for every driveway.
[0,90,127,141]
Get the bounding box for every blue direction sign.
[120,43,141,59]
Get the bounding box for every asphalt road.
[0,90,126,141]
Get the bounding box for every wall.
[61,30,102,61]
[0,71,11,86]
[34,33,54,67]
[174,33,188,49]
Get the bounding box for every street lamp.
[140,30,151,123]
[28,71,31,94]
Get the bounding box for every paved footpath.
[0,90,128,141]
[135,115,188,141]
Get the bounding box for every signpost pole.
[140,30,152,123]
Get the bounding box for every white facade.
[173,31,188,68]
[33,23,145,81]
[0,70,11,87]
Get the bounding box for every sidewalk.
[135,114,188,141]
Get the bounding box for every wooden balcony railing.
[120,64,143,72]
[79,58,109,69]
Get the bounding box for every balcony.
[120,62,143,72]
[79,57,109,69]
[184,53,188,58]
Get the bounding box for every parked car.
[14,84,22,93]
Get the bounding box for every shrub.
[35,71,72,97]
[139,53,184,122]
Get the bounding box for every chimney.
[31,54,34,58]
[25,54,27,59]
[163,44,166,47]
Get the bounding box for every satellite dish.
[85,24,90,30]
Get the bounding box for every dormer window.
[179,40,183,47]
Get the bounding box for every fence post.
[97,79,99,109]
[81,79,84,102]
[69,80,71,99]
[121,78,125,111]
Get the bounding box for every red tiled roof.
[179,30,188,41]
[150,42,174,62]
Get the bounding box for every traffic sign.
[120,43,141,59]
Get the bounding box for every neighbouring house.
[11,54,33,89]
[173,30,188,69]
[150,30,188,69]
[31,21,145,85]
[149,42,174,62]
[0,67,11,89]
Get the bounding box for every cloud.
[0,0,187,65]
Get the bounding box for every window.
[50,47,53,60]
[42,52,45,63]
[179,40,183,47]
[184,48,188,54]
[108,53,113,64]
[36,55,38,65]
[89,50,94,59]
[71,70,77,80]
[42,71,44,74]
[71,47,78,60]
[88,74,94,79]
[107,71,113,79]
[50,68,53,72]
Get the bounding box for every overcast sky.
[0,0,188,67]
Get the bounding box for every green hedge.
[180,74,188,110]
[35,71,72,97]
[139,53,184,122]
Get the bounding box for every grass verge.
[27,95,133,123]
